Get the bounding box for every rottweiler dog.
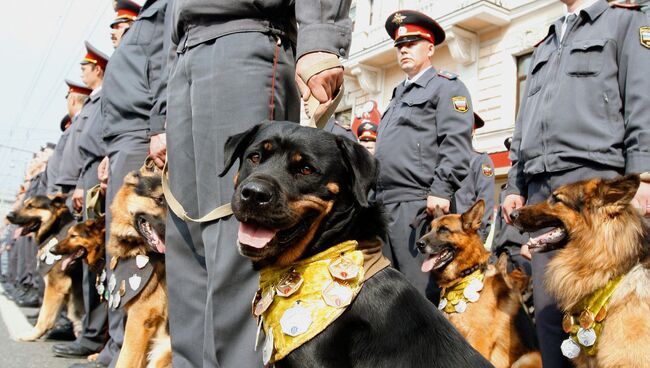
[221,121,491,368]
[6,194,84,341]
[417,200,541,368]
[108,167,169,368]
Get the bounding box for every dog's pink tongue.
[238,222,276,249]
[421,256,437,273]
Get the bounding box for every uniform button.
[339,48,346,57]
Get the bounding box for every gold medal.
[321,280,353,308]
[562,313,575,333]
[595,306,607,323]
[579,310,594,329]
[253,288,275,317]
[276,271,304,297]
[119,280,126,296]
[110,256,118,270]
[328,255,360,280]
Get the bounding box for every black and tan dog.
[416,200,541,368]
[511,175,650,368]
[51,215,106,284]
[220,121,491,367]
[6,194,84,341]
[107,166,169,368]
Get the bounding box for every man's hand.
[149,133,167,169]
[71,189,84,211]
[631,181,650,217]
[502,194,526,225]
[295,52,344,105]
[98,156,109,195]
[426,196,450,215]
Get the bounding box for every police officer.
[52,42,109,363]
[501,1,650,366]
[47,83,90,195]
[164,1,351,366]
[356,121,378,154]
[57,42,108,215]
[109,0,140,49]
[375,10,473,301]
[99,0,169,366]
[452,114,495,243]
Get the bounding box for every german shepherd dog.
[416,200,541,368]
[221,121,491,368]
[51,216,106,279]
[511,175,650,368]
[108,167,169,368]
[5,194,85,341]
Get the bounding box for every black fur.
[222,122,492,367]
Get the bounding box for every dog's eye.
[153,196,165,206]
[300,164,315,175]
[248,152,261,164]
[437,226,450,234]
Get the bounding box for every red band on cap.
[116,9,138,21]
[394,24,434,44]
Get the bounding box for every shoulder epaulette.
[610,2,641,10]
[437,70,458,80]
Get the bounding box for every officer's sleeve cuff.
[429,183,453,201]
[625,152,650,176]
[148,115,166,137]
[297,24,351,60]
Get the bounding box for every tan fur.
[515,176,650,368]
[275,195,334,266]
[422,200,541,367]
[109,170,170,368]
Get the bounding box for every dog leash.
[162,57,344,223]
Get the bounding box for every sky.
[0,0,143,201]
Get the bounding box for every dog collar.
[254,239,389,365]
[438,268,485,314]
[560,274,624,359]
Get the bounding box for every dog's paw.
[17,329,41,342]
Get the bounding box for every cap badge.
[392,12,406,25]
[397,26,407,36]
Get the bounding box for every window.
[349,1,356,31]
[515,53,532,116]
[369,0,374,26]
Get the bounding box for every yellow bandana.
[258,240,365,363]
[439,268,485,314]
[562,274,623,357]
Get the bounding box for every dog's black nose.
[416,239,426,251]
[509,210,519,222]
[240,182,273,205]
[6,211,15,220]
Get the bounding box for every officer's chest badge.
[640,27,650,49]
[392,12,406,25]
[481,164,494,177]
[452,96,469,113]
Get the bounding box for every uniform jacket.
[375,68,473,204]
[507,0,650,196]
[45,127,73,194]
[453,151,495,241]
[102,0,169,139]
[78,92,106,183]
[170,0,352,60]
[324,118,356,142]
[56,90,102,187]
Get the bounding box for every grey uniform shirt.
[374,68,473,204]
[46,126,73,194]
[453,151,495,241]
[171,0,352,60]
[102,0,169,139]
[507,0,650,196]
[56,90,101,187]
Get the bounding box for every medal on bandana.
[276,271,304,297]
[328,255,360,280]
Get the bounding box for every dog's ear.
[50,194,67,208]
[460,199,484,232]
[598,175,640,206]
[335,137,378,207]
[219,123,263,178]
